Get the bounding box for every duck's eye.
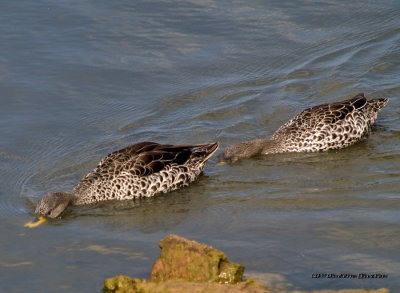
[46,211,52,216]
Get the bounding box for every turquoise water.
[0,1,399,292]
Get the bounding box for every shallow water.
[1,1,399,292]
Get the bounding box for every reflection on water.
[72,191,196,233]
[0,0,399,292]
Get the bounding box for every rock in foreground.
[103,234,390,293]
[104,234,264,293]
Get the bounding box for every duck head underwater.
[25,142,219,227]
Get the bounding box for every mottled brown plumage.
[35,141,219,218]
[223,93,388,162]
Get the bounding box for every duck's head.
[35,192,74,218]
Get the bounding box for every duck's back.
[271,93,388,153]
[73,142,219,204]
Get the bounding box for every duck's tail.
[364,97,388,126]
[367,97,389,112]
[191,142,219,162]
[157,142,219,162]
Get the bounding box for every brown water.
[0,1,399,292]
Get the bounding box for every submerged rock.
[150,234,244,283]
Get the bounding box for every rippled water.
[1,1,399,292]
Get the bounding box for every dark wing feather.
[74,142,218,193]
[97,141,160,168]
[272,94,367,139]
[78,144,197,186]
[123,142,218,176]
[124,149,192,177]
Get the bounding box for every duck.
[222,93,388,163]
[29,141,219,224]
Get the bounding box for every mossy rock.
[150,234,244,283]
[102,235,390,293]
[103,275,139,293]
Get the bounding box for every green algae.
[217,259,245,284]
[103,275,138,293]
[150,234,244,283]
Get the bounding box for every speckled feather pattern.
[72,142,219,205]
[268,94,388,153]
[222,93,388,162]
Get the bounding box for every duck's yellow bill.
[24,216,47,228]
[219,161,228,165]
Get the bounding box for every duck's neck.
[62,192,78,205]
[63,192,79,204]
[258,139,282,155]
[223,139,281,162]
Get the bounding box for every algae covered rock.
[102,234,390,293]
[103,275,139,293]
[150,234,244,284]
[102,234,261,293]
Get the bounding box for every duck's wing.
[120,142,219,176]
[271,93,367,139]
[118,147,193,176]
[75,142,218,190]
[97,141,161,168]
